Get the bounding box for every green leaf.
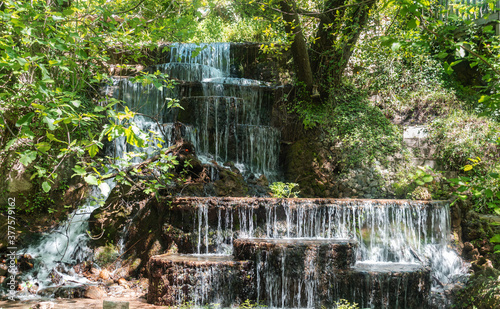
[42,181,51,193]
[43,117,56,131]
[88,144,99,157]
[478,95,489,103]
[98,182,110,196]
[485,189,493,198]
[5,138,18,150]
[19,150,37,166]
[487,202,497,208]
[76,49,88,59]
[483,25,493,33]
[31,103,46,110]
[84,175,99,186]
[490,234,500,243]
[407,18,420,30]
[16,112,35,127]
[72,165,86,177]
[380,36,396,47]
[62,8,74,16]
[415,179,425,186]
[46,132,65,144]
[490,173,499,179]
[35,142,51,153]
[422,175,433,183]
[437,52,448,59]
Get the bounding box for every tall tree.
[245,0,376,98]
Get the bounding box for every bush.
[270,182,299,198]
[326,86,404,169]
[427,111,499,170]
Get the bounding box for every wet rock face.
[147,254,255,306]
[89,184,150,247]
[213,169,249,196]
[233,238,359,308]
[233,238,357,270]
[329,263,432,309]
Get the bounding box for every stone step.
[327,262,431,309]
[233,238,357,270]
[147,253,254,307]
[166,197,450,258]
[146,254,431,308]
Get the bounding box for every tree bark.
[280,0,314,91]
[311,0,375,86]
[277,0,375,96]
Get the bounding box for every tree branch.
[101,143,178,181]
[0,112,16,137]
[254,0,375,20]
[112,0,146,15]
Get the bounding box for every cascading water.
[107,43,281,178]
[10,183,116,298]
[148,197,468,308]
[4,43,468,308]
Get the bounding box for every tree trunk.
[280,0,314,91]
[311,0,375,86]
[278,0,374,98]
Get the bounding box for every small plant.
[334,299,359,309]
[238,299,259,309]
[270,182,300,198]
[409,166,434,186]
[449,153,500,253]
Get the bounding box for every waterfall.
[153,197,467,308]
[4,43,467,308]
[189,199,467,281]
[13,182,116,298]
[150,42,280,177]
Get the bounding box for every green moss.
[94,244,120,266]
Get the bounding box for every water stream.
[3,43,468,308]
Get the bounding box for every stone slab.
[147,254,254,306]
[103,300,129,309]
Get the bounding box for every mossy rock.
[213,169,248,197]
[285,138,335,197]
[455,268,500,309]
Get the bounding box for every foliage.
[0,0,196,208]
[391,166,451,200]
[191,1,272,43]
[450,156,500,213]
[325,86,404,169]
[427,111,499,170]
[334,299,359,309]
[270,182,300,198]
[448,140,500,253]
[382,0,500,116]
[348,9,469,123]
[237,299,259,309]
